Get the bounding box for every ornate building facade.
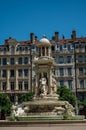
[0,31,86,104]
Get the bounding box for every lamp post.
[73,42,78,115]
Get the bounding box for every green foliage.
[82,98,86,107]
[57,86,76,107]
[0,93,12,114]
[18,92,34,103]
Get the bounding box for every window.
[24,57,28,64]
[79,67,83,75]
[10,95,15,103]
[68,80,72,90]
[0,59,1,65]
[18,69,22,77]
[2,82,6,90]
[80,80,84,88]
[3,47,7,52]
[2,70,7,77]
[24,81,28,90]
[18,81,22,91]
[24,69,28,77]
[78,55,83,62]
[10,82,15,91]
[10,70,14,77]
[18,57,22,64]
[67,56,71,63]
[10,58,15,65]
[36,46,38,52]
[84,55,86,62]
[51,45,55,51]
[60,80,64,86]
[64,43,66,48]
[19,46,23,52]
[2,58,7,65]
[25,46,28,52]
[58,56,64,64]
[60,45,63,52]
[11,45,15,53]
[67,68,72,76]
[85,68,86,75]
[85,45,86,52]
[59,68,64,76]
[67,44,71,51]
[79,94,84,102]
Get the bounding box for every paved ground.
[0,120,86,130]
[1,125,86,130]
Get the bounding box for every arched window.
[11,45,15,53]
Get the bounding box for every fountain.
[12,36,75,119]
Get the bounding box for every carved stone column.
[15,69,18,90]
[7,69,10,90]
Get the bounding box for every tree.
[0,94,12,120]
[57,86,76,107]
[18,92,34,103]
[82,98,86,118]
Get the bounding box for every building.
[51,30,86,102]
[0,33,37,104]
[0,31,86,104]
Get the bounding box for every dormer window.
[11,45,15,53]
[67,44,71,51]
[25,46,28,52]
[19,46,22,51]
[60,45,63,52]
[64,43,66,48]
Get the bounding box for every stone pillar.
[41,47,42,56]
[15,69,18,90]
[65,67,67,77]
[7,69,10,90]
[45,47,46,56]
[48,48,49,56]
[29,67,30,90]
[22,81,24,91]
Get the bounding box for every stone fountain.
[12,36,75,119]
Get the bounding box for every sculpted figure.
[39,77,47,96]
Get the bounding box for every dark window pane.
[10,58,15,65]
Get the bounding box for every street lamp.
[73,42,78,115]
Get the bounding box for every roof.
[4,37,86,46]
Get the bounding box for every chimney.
[52,36,55,40]
[72,30,76,40]
[30,33,34,43]
[55,32,59,41]
[62,35,65,40]
[35,36,37,40]
[5,39,8,45]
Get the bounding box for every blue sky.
[0,0,86,44]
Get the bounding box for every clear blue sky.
[0,0,86,44]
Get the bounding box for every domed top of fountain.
[39,35,50,45]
